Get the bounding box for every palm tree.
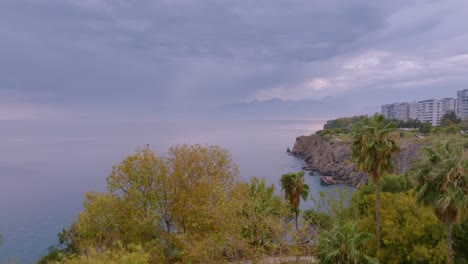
[411,143,468,264]
[317,220,379,264]
[351,114,400,250]
[280,171,310,232]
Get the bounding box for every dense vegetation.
[318,111,468,137]
[320,116,422,136]
[38,145,303,263]
[37,115,468,263]
[322,116,368,134]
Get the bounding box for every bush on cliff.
[40,145,294,263]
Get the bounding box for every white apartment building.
[383,97,456,126]
[439,98,457,122]
[408,102,418,120]
[417,99,439,126]
[381,101,418,122]
[381,104,394,120]
[416,98,457,126]
[440,98,457,113]
[457,89,468,119]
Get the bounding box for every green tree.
[237,177,289,257]
[280,171,310,232]
[355,191,447,263]
[411,143,468,264]
[432,126,444,135]
[441,111,461,126]
[420,122,433,135]
[351,114,400,250]
[45,145,250,263]
[317,220,379,264]
[379,174,411,193]
[444,125,460,134]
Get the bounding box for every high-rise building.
[381,104,394,120]
[381,94,458,126]
[408,101,418,120]
[417,99,439,126]
[395,103,410,121]
[381,101,418,122]
[416,98,456,126]
[439,98,457,123]
[440,98,457,113]
[457,89,468,119]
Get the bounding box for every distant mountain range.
[211,97,354,118]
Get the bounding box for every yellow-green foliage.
[72,145,244,262]
[49,145,289,263]
[356,191,447,264]
[238,178,289,251]
[54,244,149,264]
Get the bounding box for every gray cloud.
[1,0,467,118]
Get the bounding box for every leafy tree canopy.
[420,122,433,134]
[40,145,294,263]
[356,191,447,263]
[441,111,461,126]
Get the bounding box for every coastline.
[290,134,421,187]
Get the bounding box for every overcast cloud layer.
[1,0,468,119]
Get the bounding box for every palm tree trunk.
[295,208,299,232]
[445,220,453,264]
[375,181,381,250]
[295,208,299,264]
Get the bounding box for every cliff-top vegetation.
[317,112,468,150]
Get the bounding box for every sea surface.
[0,118,348,263]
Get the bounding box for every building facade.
[381,104,394,120]
[457,89,468,119]
[416,98,456,126]
[383,98,456,126]
[439,98,457,123]
[381,101,418,122]
[408,101,418,120]
[417,99,439,126]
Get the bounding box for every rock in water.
[320,176,336,185]
[286,147,291,153]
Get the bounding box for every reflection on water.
[0,118,347,263]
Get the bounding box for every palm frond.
[410,143,468,224]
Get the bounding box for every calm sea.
[0,118,345,263]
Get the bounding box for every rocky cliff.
[291,134,421,186]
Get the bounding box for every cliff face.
[291,135,421,186]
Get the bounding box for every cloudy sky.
[1,0,468,119]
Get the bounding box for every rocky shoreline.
[291,134,421,187]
